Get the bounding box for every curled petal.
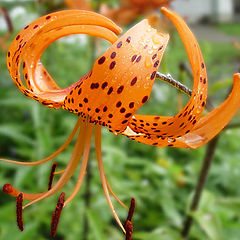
[127,7,207,138]
[123,74,240,148]
[7,10,121,108]
[175,73,240,148]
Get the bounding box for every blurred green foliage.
[0,1,240,240]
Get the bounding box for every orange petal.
[123,74,240,148]
[64,19,169,133]
[7,10,121,108]
[126,7,207,138]
[175,73,240,148]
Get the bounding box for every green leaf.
[192,211,222,240]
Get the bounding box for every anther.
[124,198,135,240]
[48,162,57,190]
[16,193,24,231]
[51,192,65,239]
[126,198,135,222]
[3,183,13,194]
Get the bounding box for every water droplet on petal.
[145,56,153,68]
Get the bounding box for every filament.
[64,122,93,206]
[95,124,126,234]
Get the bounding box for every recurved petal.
[175,73,240,148]
[124,7,207,139]
[123,74,240,148]
[7,10,121,108]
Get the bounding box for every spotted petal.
[64,19,169,133]
[7,10,121,108]
[123,8,240,148]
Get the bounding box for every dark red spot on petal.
[130,77,137,86]
[129,102,134,108]
[102,82,108,89]
[142,96,148,103]
[154,60,159,68]
[109,61,116,70]
[111,52,116,59]
[152,54,157,60]
[117,41,122,48]
[117,85,124,94]
[131,55,137,62]
[98,56,106,64]
[126,36,131,43]
[120,108,126,113]
[116,101,122,108]
[136,55,141,62]
[107,87,113,95]
[151,71,156,80]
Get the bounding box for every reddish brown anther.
[48,162,58,190]
[51,192,65,239]
[3,183,13,194]
[16,193,24,231]
[126,198,135,222]
[124,198,135,240]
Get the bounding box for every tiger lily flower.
[1,7,240,238]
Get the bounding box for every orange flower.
[1,7,240,238]
[102,0,172,26]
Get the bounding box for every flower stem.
[181,136,219,239]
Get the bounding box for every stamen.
[106,179,128,209]
[16,193,24,231]
[23,117,86,208]
[51,192,65,239]
[64,123,93,207]
[48,162,57,190]
[95,124,126,234]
